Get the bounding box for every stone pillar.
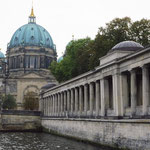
[120,74,128,116]
[55,94,58,116]
[90,82,94,116]
[52,95,55,116]
[43,98,45,116]
[96,81,100,117]
[113,73,121,116]
[61,92,64,116]
[130,69,137,116]
[71,88,74,114]
[75,87,79,115]
[79,86,84,116]
[48,97,50,116]
[84,84,88,116]
[142,65,149,115]
[44,98,47,116]
[58,93,61,116]
[50,96,52,116]
[100,79,105,116]
[64,91,67,114]
[46,98,48,116]
[39,95,42,112]
[67,90,70,113]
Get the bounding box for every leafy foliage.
[2,94,17,110]
[50,17,150,82]
[50,38,92,82]
[23,92,39,110]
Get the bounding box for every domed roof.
[8,23,55,50]
[111,41,144,51]
[0,51,5,58]
[41,83,56,90]
[57,56,63,62]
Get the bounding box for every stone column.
[58,93,61,116]
[120,74,128,116]
[44,98,47,116]
[113,73,121,116]
[100,79,105,116]
[79,86,84,116]
[130,69,137,116]
[47,97,49,116]
[142,65,149,115]
[84,84,88,116]
[71,88,74,114]
[67,90,70,113]
[52,95,55,116]
[39,95,42,112]
[96,81,100,117]
[43,98,45,116]
[50,96,52,116]
[61,92,64,116]
[90,82,94,116]
[40,97,44,115]
[75,87,79,115]
[55,94,58,116]
[48,97,50,116]
[64,91,67,115]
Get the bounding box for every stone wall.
[42,118,150,150]
[0,110,41,131]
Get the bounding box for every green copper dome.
[8,23,55,50]
[8,8,56,51]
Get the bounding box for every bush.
[2,94,17,110]
[23,92,39,110]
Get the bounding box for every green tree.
[129,19,150,46]
[23,92,39,110]
[50,38,92,82]
[50,17,150,82]
[2,94,17,110]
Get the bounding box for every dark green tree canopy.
[50,17,150,83]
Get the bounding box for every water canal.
[0,132,114,150]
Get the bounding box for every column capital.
[129,68,136,73]
[141,64,149,69]
[84,83,89,86]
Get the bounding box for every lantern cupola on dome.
[28,6,36,23]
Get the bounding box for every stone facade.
[41,45,150,118]
[0,8,58,110]
[40,41,150,149]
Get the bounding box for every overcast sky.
[0,0,150,57]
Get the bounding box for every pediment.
[20,72,45,79]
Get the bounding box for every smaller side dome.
[57,56,63,62]
[0,51,5,58]
[41,83,56,90]
[111,41,144,51]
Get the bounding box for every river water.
[0,132,113,150]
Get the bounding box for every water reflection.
[0,132,111,150]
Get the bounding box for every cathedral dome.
[8,8,56,51]
[8,23,55,50]
[111,41,143,51]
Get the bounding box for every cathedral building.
[2,7,57,110]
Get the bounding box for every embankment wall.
[0,110,41,131]
[42,118,150,150]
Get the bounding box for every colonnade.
[41,64,150,118]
